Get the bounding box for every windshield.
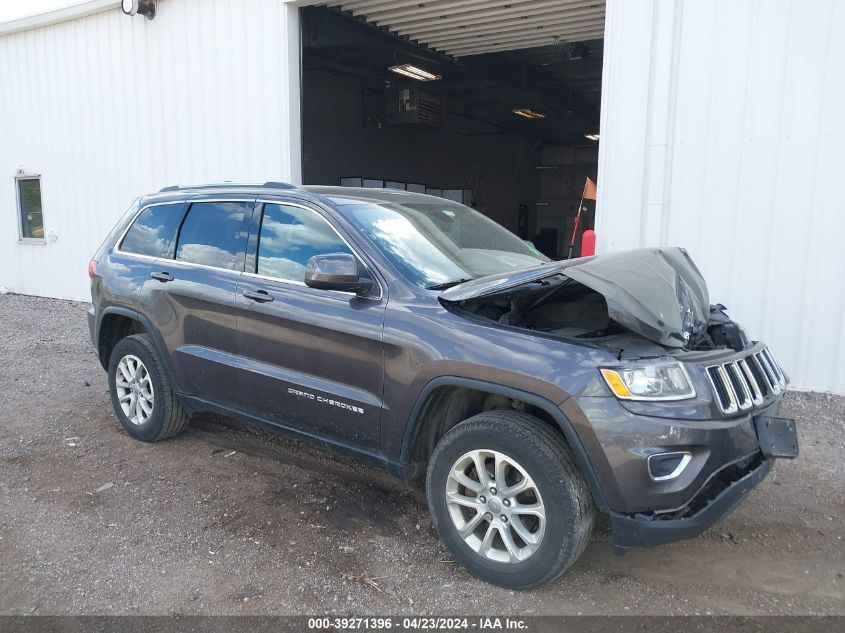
[340,199,547,289]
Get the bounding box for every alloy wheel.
[115,354,155,426]
[445,449,546,564]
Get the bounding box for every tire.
[426,410,594,589]
[107,333,190,442]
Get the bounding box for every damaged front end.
[439,247,752,361]
[442,247,797,548]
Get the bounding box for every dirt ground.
[0,293,843,616]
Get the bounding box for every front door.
[235,200,386,449]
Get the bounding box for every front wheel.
[426,410,594,589]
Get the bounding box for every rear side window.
[175,201,250,271]
[256,203,352,282]
[120,202,184,258]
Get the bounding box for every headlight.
[600,362,695,401]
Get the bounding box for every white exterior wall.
[4,0,844,393]
[596,0,845,393]
[0,0,301,301]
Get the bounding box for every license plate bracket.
[755,416,799,459]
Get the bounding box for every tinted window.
[17,177,44,239]
[176,202,249,271]
[120,202,184,258]
[256,203,352,282]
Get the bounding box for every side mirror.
[304,253,374,296]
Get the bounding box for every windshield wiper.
[426,278,473,291]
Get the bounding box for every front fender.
[398,375,611,512]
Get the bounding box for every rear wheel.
[108,334,189,442]
[426,410,594,589]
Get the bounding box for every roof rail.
[158,181,297,193]
[262,181,298,189]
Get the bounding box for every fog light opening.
[647,452,692,481]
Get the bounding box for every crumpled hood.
[440,247,710,348]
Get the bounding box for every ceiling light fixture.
[388,64,441,81]
[513,108,546,120]
[585,133,600,141]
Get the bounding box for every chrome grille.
[706,347,785,414]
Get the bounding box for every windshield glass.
[340,199,547,288]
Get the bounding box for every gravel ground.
[0,293,843,616]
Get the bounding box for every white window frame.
[15,173,46,244]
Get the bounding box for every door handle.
[150,271,174,282]
[243,289,274,303]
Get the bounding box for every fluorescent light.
[389,64,441,81]
[585,133,600,141]
[513,108,546,120]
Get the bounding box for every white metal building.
[1,0,843,393]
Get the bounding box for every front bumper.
[610,452,773,548]
[564,394,771,515]
[562,383,794,548]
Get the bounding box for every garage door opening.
[301,2,605,259]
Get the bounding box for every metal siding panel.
[783,0,840,389]
[0,0,297,301]
[810,1,845,390]
[598,0,845,392]
[594,0,655,252]
[690,0,745,297]
[717,0,792,352]
[639,0,681,248]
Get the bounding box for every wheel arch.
[400,376,610,512]
[97,307,182,394]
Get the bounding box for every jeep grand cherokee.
[88,182,798,588]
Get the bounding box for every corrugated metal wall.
[4,0,843,393]
[596,0,845,393]
[0,0,301,301]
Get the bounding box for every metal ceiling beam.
[444,24,605,52]
[451,34,605,58]
[329,0,426,12]
[310,5,455,63]
[351,0,531,22]
[391,0,603,34]
[438,35,603,57]
[432,25,605,55]
[416,8,604,44]
[403,1,602,39]
[330,0,432,11]
[423,17,606,48]
[323,0,605,61]
[451,29,606,56]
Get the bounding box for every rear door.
[235,199,386,449]
[134,196,254,406]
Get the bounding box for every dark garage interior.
[301,3,605,259]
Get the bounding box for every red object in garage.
[581,230,596,257]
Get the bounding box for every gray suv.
[88,182,798,588]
